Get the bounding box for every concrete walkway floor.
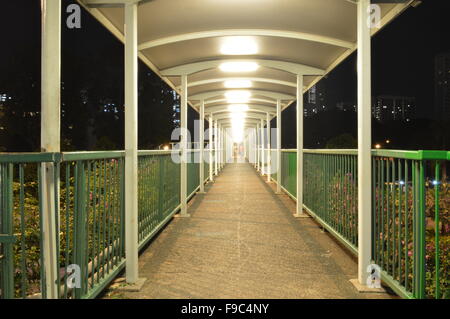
[106,163,395,299]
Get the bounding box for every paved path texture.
[108,163,394,299]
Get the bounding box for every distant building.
[172,90,180,126]
[372,95,415,123]
[305,83,327,117]
[435,52,450,121]
[336,101,356,112]
[0,94,11,102]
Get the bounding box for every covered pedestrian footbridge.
[0,0,447,300]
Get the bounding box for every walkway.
[106,163,394,299]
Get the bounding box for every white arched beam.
[185,77,298,89]
[212,112,268,121]
[138,29,355,51]
[83,0,142,8]
[161,59,325,76]
[193,97,279,108]
[189,89,295,102]
[205,104,276,115]
[218,118,262,125]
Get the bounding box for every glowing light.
[224,79,252,89]
[230,112,245,120]
[220,37,258,55]
[225,90,251,103]
[375,144,381,149]
[231,116,245,143]
[219,62,259,73]
[163,145,170,151]
[228,104,249,112]
[386,139,390,144]
[432,180,439,186]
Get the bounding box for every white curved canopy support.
[205,105,276,115]
[218,118,262,125]
[139,29,355,51]
[213,112,268,121]
[185,77,298,89]
[193,97,279,107]
[84,0,142,8]
[161,59,325,76]
[189,89,295,102]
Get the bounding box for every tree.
[326,133,357,149]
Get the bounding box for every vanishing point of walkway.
[107,163,394,299]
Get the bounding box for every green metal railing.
[187,151,200,198]
[138,151,180,250]
[0,149,210,299]
[270,149,449,299]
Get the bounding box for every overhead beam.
[138,29,355,51]
[189,89,295,101]
[212,112,268,121]
[161,59,325,76]
[83,0,140,8]
[205,104,276,114]
[193,98,279,107]
[185,77,298,89]
[218,118,261,124]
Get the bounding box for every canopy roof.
[80,0,413,123]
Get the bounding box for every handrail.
[276,149,449,160]
[271,149,449,299]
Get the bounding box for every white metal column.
[209,115,214,182]
[244,133,247,160]
[180,74,189,216]
[214,120,218,175]
[266,112,271,182]
[199,100,205,192]
[219,124,223,169]
[294,74,305,217]
[256,123,260,171]
[223,127,226,166]
[357,0,372,284]
[41,0,61,298]
[276,100,282,194]
[260,118,265,175]
[124,2,139,283]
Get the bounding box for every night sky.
[324,0,450,119]
[0,0,449,150]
